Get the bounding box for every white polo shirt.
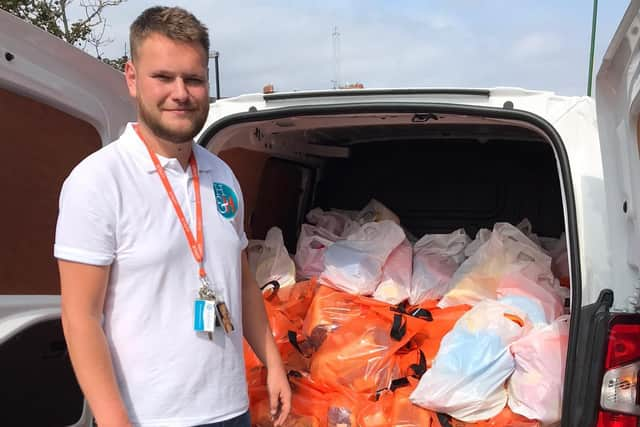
[55,123,249,427]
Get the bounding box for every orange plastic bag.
[244,338,263,371]
[357,391,393,427]
[246,280,316,371]
[392,377,437,426]
[289,374,331,426]
[248,377,270,426]
[302,285,391,350]
[245,335,312,374]
[246,365,267,390]
[264,279,317,345]
[252,398,321,427]
[357,377,440,427]
[310,308,412,394]
[326,387,369,427]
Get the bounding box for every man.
[55,7,290,427]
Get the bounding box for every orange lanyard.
[134,124,206,278]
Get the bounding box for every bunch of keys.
[197,276,234,339]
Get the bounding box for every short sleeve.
[54,165,117,265]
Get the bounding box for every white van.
[1,2,640,426]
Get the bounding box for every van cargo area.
[213,113,565,243]
[207,109,572,426]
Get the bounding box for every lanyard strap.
[134,124,206,278]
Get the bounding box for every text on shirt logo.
[212,182,238,219]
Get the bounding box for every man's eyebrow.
[149,70,206,79]
[183,73,206,79]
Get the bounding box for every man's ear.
[124,60,137,98]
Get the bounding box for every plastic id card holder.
[194,299,216,333]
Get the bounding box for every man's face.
[125,33,209,143]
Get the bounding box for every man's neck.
[137,122,192,170]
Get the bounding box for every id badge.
[194,299,216,333]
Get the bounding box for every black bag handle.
[390,313,407,341]
[287,330,310,357]
[410,308,433,321]
[260,280,280,292]
[374,377,411,400]
[389,377,410,391]
[409,350,427,379]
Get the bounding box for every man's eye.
[154,75,171,81]
[186,78,204,85]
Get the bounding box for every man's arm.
[59,260,131,427]
[241,252,291,426]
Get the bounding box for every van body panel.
[0,9,134,145]
[596,0,640,313]
[0,10,133,425]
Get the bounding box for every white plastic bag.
[464,228,491,258]
[373,239,412,304]
[544,233,570,281]
[305,207,359,237]
[409,228,471,304]
[516,218,542,248]
[508,316,569,426]
[294,224,338,279]
[496,263,564,324]
[255,227,296,288]
[410,300,528,422]
[355,199,401,225]
[498,295,548,326]
[320,220,406,295]
[439,222,553,308]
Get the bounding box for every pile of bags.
[246,200,570,427]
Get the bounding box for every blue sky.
[90,1,630,97]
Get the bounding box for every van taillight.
[598,322,640,426]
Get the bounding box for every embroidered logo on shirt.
[213,182,238,219]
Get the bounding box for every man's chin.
[156,116,207,142]
[161,127,200,143]
[139,106,208,143]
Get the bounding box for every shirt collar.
[121,122,212,174]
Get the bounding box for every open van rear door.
[565,1,640,426]
[0,9,134,426]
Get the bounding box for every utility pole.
[209,51,221,99]
[332,26,341,89]
[587,0,598,96]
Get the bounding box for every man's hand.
[267,366,291,427]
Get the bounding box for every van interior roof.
[205,112,550,158]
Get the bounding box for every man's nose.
[171,78,189,102]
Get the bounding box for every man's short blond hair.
[130,6,209,61]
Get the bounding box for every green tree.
[0,0,127,71]
[101,54,128,71]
